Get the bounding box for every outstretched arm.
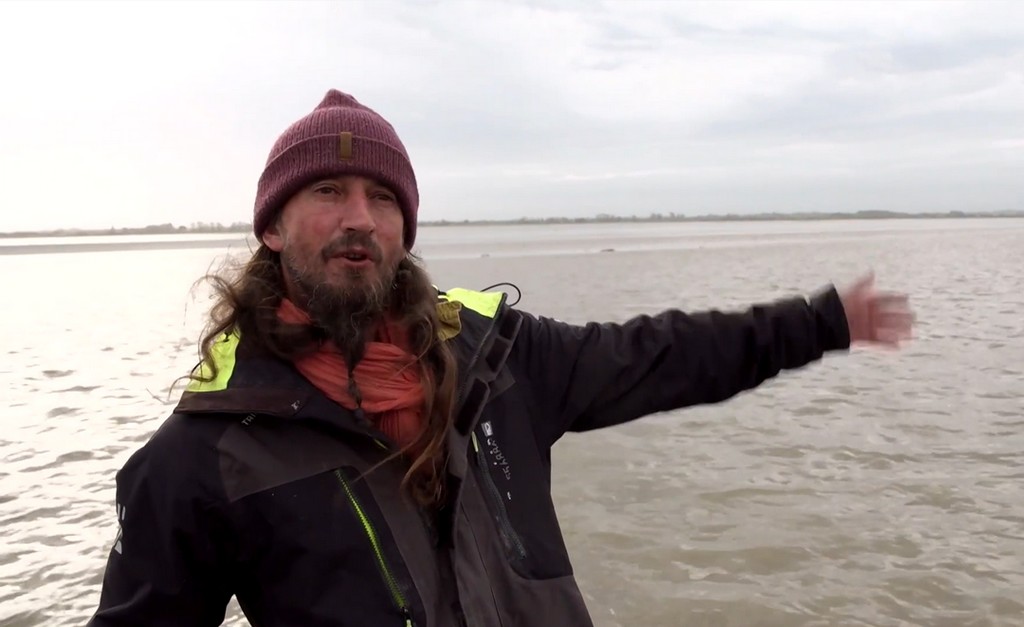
[515,275,910,447]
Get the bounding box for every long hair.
[192,244,459,509]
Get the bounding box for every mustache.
[320,233,383,263]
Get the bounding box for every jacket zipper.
[334,469,415,627]
[471,432,527,560]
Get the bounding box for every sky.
[0,0,1021,232]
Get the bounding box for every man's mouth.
[321,237,383,267]
[327,247,377,266]
[338,251,369,262]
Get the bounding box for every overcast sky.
[1,0,1021,232]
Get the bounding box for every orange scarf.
[277,299,424,450]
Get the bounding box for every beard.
[282,233,401,367]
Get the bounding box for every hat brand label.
[339,132,353,160]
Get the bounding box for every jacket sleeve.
[515,285,851,446]
[86,422,234,626]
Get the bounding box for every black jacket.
[86,285,851,626]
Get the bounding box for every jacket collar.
[172,291,520,448]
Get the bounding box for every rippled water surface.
[2,219,1022,626]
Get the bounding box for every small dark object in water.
[600,248,615,253]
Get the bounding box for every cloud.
[0,0,1021,230]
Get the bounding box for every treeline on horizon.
[2,210,1022,238]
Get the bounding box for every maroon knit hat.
[253,89,419,249]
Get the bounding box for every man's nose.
[340,189,375,233]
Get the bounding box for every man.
[87,89,913,627]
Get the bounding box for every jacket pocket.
[469,424,576,582]
[471,430,528,563]
[501,572,593,627]
[334,469,417,627]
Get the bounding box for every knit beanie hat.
[253,89,419,249]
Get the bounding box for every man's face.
[262,175,406,348]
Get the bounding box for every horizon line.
[2,208,1023,239]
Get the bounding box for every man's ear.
[263,219,285,252]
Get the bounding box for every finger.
[873,292,910,308]
[881,322,915,341]
[851,271,876,292]
[871,297,913,315]
[874,328,908,348]
[875,311,916,330]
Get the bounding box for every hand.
[839,272,915,348]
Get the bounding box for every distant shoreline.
[1,210,1022,239]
